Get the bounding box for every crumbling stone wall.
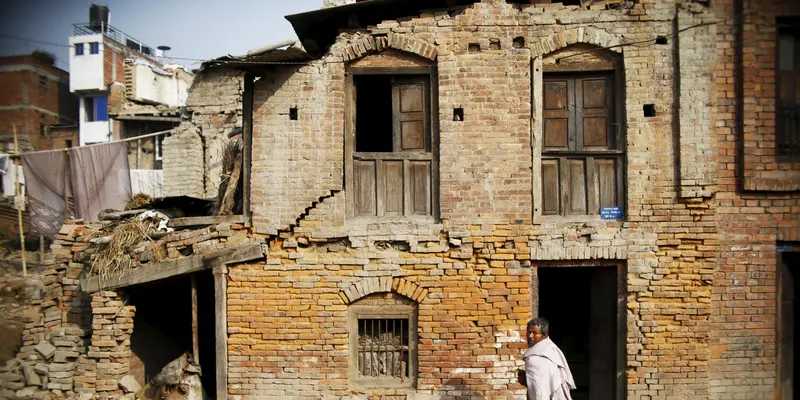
[241,0,730,399]
[163,68,243,199]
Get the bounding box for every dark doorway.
[127,270,217,396]
[538,266,620,400]
[779,250,800,399]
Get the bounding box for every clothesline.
[11,129,175,157]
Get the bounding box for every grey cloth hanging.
[67,141,131,223]
[21,150,70,238]
[22,141,132,238]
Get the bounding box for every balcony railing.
[72,22,158,59]
[778,102,800,157]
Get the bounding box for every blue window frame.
[74,43,84,56]
[85,96,108,122]
[90,42,99,55]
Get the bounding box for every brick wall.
[163,68,243,198]
[238,1,736,398]
[710,0,800,398]
[0,57,78,150]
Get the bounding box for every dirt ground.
[0,245,43,366]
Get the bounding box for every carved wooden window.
[778,19,800,156]
[348,299,417,388]
[542,73,624,216]
[348,71,435,220]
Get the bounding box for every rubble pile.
[0,223,92,399]
[0,213,255,399]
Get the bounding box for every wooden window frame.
[534,60,626,222]
[777,18,800,158]
[344,65,440,223]
[348,303,418,389]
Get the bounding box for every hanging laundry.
[21,151,70,238]
[67,141,131,224]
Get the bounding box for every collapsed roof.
[286,0,484,58]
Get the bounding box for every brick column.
[88,291,136,397]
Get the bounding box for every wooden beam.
[191,274,199,364]
[213,264,228,400]
[113,115,182,122]
[99,209,147,221]
[80,243,264,292]
[218,144,243,216]
[243,72,254,220]
[168,215,247,228]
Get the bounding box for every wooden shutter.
[392,77,429,151]
[542,74,619,216]
[576,76,612,150]
[543,79,572,150]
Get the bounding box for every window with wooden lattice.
[541,73,624,217]
[348,298,417,388]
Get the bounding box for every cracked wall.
[163,68,244,199]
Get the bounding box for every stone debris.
[119,375,141,394]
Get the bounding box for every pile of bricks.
[0,223,92,399]
[0,217,252,399]
[0,325,87,399]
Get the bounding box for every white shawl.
[523,338,576,400]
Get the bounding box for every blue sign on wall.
[600,207,623,219]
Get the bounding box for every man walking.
[523,318,576,400]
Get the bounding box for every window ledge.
[537,215,624,225]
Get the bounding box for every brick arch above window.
[337,33,438,63]
[340,277,428,304]
[532,27,622,59]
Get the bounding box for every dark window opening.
[468,43,481,53]
[39,123,46,137]
[778,19,800,156]
[489,39,501,50]
[289,107,298,121]
[39,75,47,90]
[513,36,526,49]
[357,318,410,379]
[90,42,99,54]
[66,140,73,148]
[453,108,464,122]
[655,36,668,45]
[643,104,656,117]
[74,43,84,56]
[355,75,394,152]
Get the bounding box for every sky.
[0,0,322,71]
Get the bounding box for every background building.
[0,51,78,152]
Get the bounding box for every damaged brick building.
[2,0,800,399]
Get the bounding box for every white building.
[68,4,192,154]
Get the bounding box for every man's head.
[527,318,549,347]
